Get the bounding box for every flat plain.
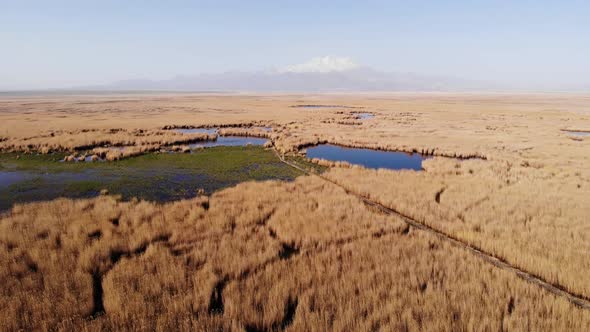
[1,93,589,330]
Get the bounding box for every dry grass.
[0,128,215,154]
[218,127,271,138]
[1,93,590,329]
[325,156,590,299]
[1,177,589,331]
[2,93,589,168]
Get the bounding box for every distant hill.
[84,67,492,92]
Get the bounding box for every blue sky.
[1,0,589,89]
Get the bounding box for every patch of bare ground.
[1,177,589,330]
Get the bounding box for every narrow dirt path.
[275,151,590,310]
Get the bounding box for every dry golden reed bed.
[2,93,589,163]
[2,177,590,331]
[1,93,590,330]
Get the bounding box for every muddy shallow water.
[256,126,273,132]
[0,171,33,189]
[174,128,218,135]
[356,113,375,120]
[306,144,428,171]
[0,146,299,211]
[565,130,590,137]
[170,127,270,148]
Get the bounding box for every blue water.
[174,128,218,135]
[0,147,295,211]
[306,144,427,170]
[565,131,590,137]
[255,126,273,132]
[291,104,357,109]
[0,171,33,189]
[357,113,374,120]
[189,136,268,148]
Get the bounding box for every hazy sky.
[1,0,589,90]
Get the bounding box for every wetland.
[0,146,301,211]
[306,144,428,170]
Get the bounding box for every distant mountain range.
[3,56,587,93]
[83,67,495,92]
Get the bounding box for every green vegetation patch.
[0,152,69,171]
[284,154,328,174]
[0,146,304,211]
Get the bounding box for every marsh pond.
[306,144,428,171]
[0,146,302,211]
